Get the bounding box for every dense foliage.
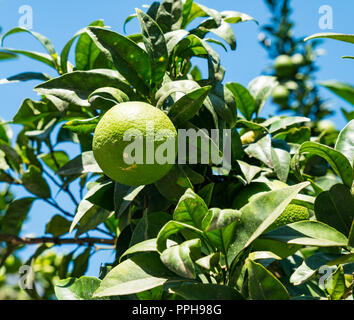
[0,0,353,300]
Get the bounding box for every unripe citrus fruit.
[93,102,177,186]
[240,130,262,145]
[291,53,306,67]
[272,85,289,105]
[269,204,310,231]
[317,120,336,133]
[274,54,295,77]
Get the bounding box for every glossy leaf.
[94,253,183,297]
[136,9,168,88]
[160,239,201,279]
[35,69,133,107]
[264,221,348,247]
[299,141,353,188]
[227,182,309,262]
[320,81,354,106]
[55,276,106,300]
[45,215,71,237]
[86,27,152,96]
[248,76,278,115]
[314,184,354,236]
[168,86,212,125]
[226,82,257,120]
[335,120,354,167]
[0,198,35,236]
[173,188,209,229]
[326,265,346,300]
[247,258,289,300]
[305,33,354,44]
[56,151,103,176]
[22,165,51,199]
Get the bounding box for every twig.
[0,234,116,246]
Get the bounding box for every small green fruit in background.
[274,54,295,77]
[291,53,306,67]
[317,119,337,133]
[272,85,290,105]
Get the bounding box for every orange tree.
[0,1,353,300]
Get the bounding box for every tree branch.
[0,234,116,246]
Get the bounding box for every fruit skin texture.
[268,204,310,231]
[93,102,177,186]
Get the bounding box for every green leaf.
[247,258,289,300]
[0,72,51,84]
[75,20,105,71]
[35,69,133,107]
[193,18,236,50]
[237,160,262,184]
[114,183,145,217]
[299,141,353,188]
[1,198,35,236]
[164,30,189,56]
[86,27,152,96]
[0,50,17,60]
[335,120,354,167]
[290,252,350,286]
[320,81,354,106]
[0,140,22,173]
[305,33,354,44]
[202,208,241,232]
[268,117,310,134]
[71,247,91,278]
[227,182,309,263]
[88,87,130,111]
[172,283,243,300]
[130,212,172,246]
[326,265,346,300]
[248,76,278,116]
[314,184,354,236]
[173,188,209,229]
[264,221,348,247]
[136,9,168,88]
[221,10,258,24]
[156,0,184,32]
[271,146,291,182]
[76,205,111,236]
[207,83,238,128]
[63,117,100,135]
[1,27,58,68]
[45,215,71,237]
[168,86,212,125]
[245,135,273,168]
[70,181,113,233]
[0,49,56,69]
[55,276,106,300]
[94,252,183,297]
[160,239,201,279]
[56,151,103,176]
[157,220,204,253]
[197,183,214,207]
[226,82,257,120]
[22,165,51,199]
[39,151,70,172]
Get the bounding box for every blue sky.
[0,0,353,277]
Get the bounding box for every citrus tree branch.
[0,234,116,246]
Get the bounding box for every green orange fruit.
[93,102,177,186]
